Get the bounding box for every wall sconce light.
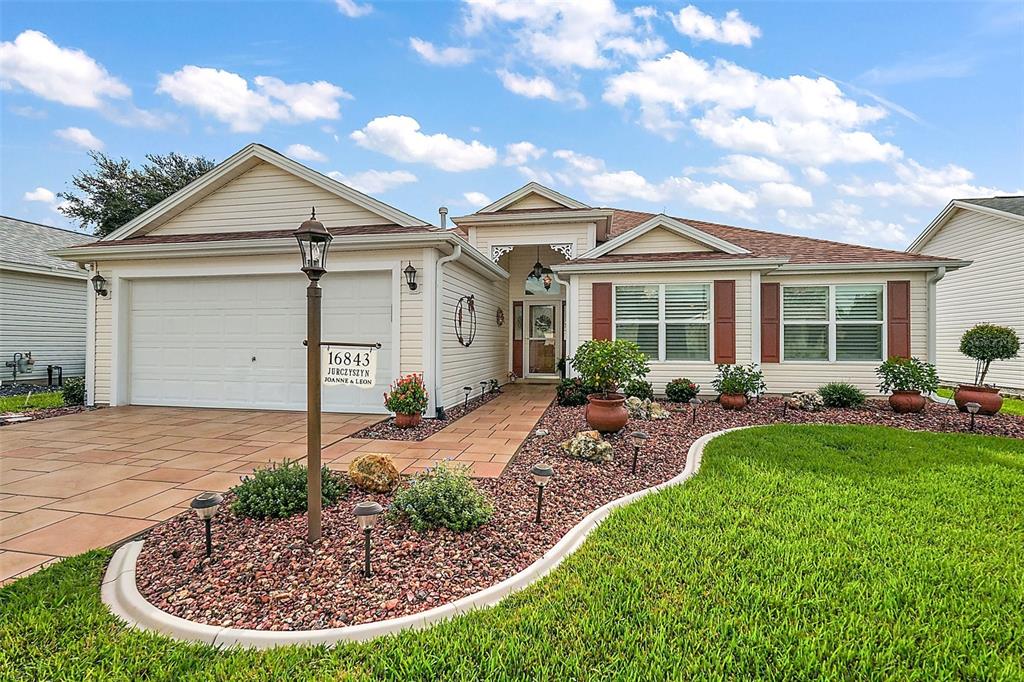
[404,262,418,291]
[531,463,554,523]
[91,274,108,297]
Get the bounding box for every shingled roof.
[958,196,1024,218]
[0,216,95,272]
[68,223,438,248]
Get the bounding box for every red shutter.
[592,282,613,341]
[714,280,736,364]
[760,282,780,363]
[512,301,523,378]
[887,280,911,359]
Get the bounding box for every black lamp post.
[403,262,418,291]
[689,397,700,425]
[354,501,383,578]
[190,491,223,557]
[294,207,333,543]
[531,463,553,523]
[91,273,108,297]
[629,431,649,475]
[965,402,980,431]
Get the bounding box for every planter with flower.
[955,324,1020,415]
[711,364,765,410]
[384,374,429,428]
[569,339,649,433]
[875,356,938,414]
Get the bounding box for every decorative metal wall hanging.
[496,307,505,327]
[455,294,477,347]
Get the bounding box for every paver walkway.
[0,383,552,583]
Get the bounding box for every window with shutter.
[782,283,886,362]
[783,286,829,360]
[613,283,711,361]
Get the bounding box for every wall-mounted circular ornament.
[455,295,477,347]
[496,308,505,327]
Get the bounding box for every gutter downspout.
[434,243,462,418]
[551,271,573,378]
[926,266,948,403]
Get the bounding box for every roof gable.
[907,198,1024,254]
[477,182,590,213]
[585,214,749,259]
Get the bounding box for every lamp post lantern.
[190,491,223,557]
[629,431,649,475]
[295,208,333,543]
[965,401,981,432]
[354,501,383,578]
[531,463,553,523]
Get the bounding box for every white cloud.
[759,182,813,207]
[328,169,417,194]
[23,187,56,204]
[582,170,758,215]
[777,201,909,246]
[552,149,606,174]
[837,159,1009,207]
[157,66,350,133]
[9,104,47,119]
[463,191,492,206]
[504,141,546,165]
[286,143,327,163]
[668,5,761,47]
[516,165,556,185]
[54,126,104,150]
[335,0,372,18]
[711,154,790,182]
[497,70,586,107]
[0,30,129,109]
[350,115,497,171]
[409,38,474,66]
[803,167,829,185]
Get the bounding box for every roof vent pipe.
[438,206,448,229]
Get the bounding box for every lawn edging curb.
[101,426,749,649]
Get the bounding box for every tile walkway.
[0,383,552,583]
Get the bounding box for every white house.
[907,197,1024,391]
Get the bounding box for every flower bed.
[352,390,501,442]
[133,397,1023,631]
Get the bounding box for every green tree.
[59,151,216,236]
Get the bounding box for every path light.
[463,386,472,409]
[689,397,701,425]
[190,492,223,558]
[629,431,649,475]
[965,402,981,432]
[480,380,488,400]
[354,501,383,578]
[531,463,554,523]
[781,399,788,420]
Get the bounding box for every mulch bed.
[0,405,92,426]
[351,390,501,442]
[134,397,1024,631]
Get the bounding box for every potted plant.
[384,374,429,428]
[569,339,649,432]
[875,357,938,414]
[711,364,765,410]
[955,324,1020,415]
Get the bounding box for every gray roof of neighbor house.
[958,196,1024,217]
[0,216,96,273]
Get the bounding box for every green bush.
[230,460,348,520]
[818,382,866,408]
[624,379,654,401]
[960,324,1020,386]
[384,373,429,415]
[569,339,649,396]
[391,461,492,532]
[61,377,85,406]
[556,378,594,407]
[712,364,765,397]
[876,357,939,395]
[665,378,700,402]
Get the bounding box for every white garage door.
[129,272,393,413]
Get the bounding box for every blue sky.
[2,0,1022,247]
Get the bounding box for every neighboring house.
[0,216,96,383]
[54,143,968,415]
[907,197,1024,391]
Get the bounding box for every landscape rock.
[348,453,400,493]
[625,397,671,420]
[559,430,614,463]
[786,391,824,412]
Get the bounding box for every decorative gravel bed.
[0,405,92,425]
[351,390,501,442]
[134,397,1023,632]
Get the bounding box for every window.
[614,283,710,361]
[782,284,884,362]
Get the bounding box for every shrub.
[875,357,939,395]
[348,453,400,493]
[391,461,492,532]
[712,364,765,397]
[569,339,649,397]
[624,379,654,401]
[818,382,866,408]
[384,374,429,415]
[665,378,700,403]
[61,377,85,406]
[230,460,348,520]
[960,324,1020,386]
[556,378,593,407]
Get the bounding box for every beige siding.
[503,193,565,210]
[471,222,593,261]
[399,253,425,376]
[919,210,1023,389]
[150,162,393,236]
[94,284,111,403]
[0,269,89,381]
[440,259,509,407]
[608,227,712,255]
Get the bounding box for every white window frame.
[612,283,713,363]
[781,283,887,363]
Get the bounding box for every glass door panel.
[528,304,557,375]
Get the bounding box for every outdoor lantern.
[404,262,418,291]
[354,501,384,578]
[965,401,981,432]
[531,463,554,523]
[629,431,649,475]
[293,207,333,281]
[689,397,701,425]
[463,385,472,408]
[530,246,545,280]
[91,273,108,297]
[190,491,223,558]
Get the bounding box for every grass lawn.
[0,390,63,413]
[2,425,1022,680]
[937,387,1024,416]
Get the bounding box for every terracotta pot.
[719,393,748,410]
[953,384,1002,416]
[394,412,422,429]
[585,393,628,433]
[889,390,925,414]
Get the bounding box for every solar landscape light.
[189,491,223,558]
[531,463,554,523]
[629,431,649,475]
[480,380,488,399]
[463,385,472,409]
[354,501,384,578]
[689,397,701,425]
[965,401,981,432]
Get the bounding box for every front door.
[526,303,559,377]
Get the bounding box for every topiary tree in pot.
[569,339,649,433]
[875,356,938,414]
[955,324,1020,415]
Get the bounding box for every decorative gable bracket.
[490,243,575,263]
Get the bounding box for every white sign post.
[321,345,378,388]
